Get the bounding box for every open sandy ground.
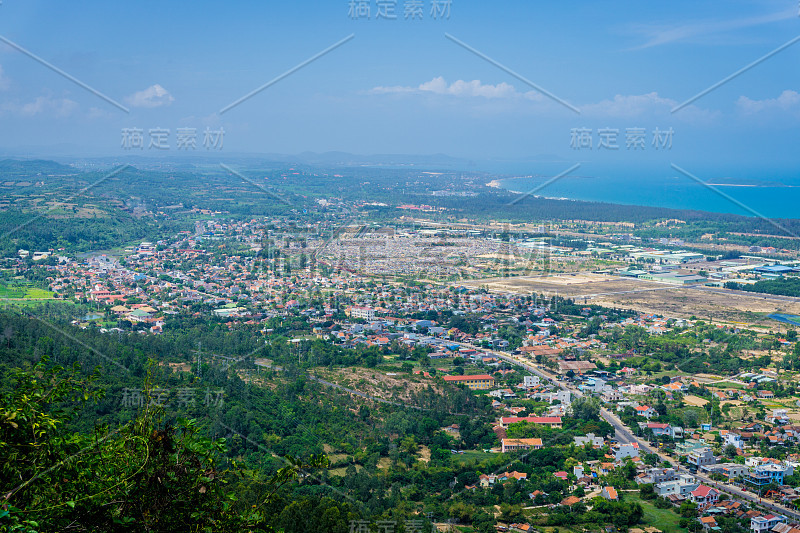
[458,273,800,326]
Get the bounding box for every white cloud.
[125,84,174,108]
[367,77,718,120]
[3,95,77,117]
[369,76,544,101]
[583,92,677,117]
[737,90,800,114]
[581,92,716,121]
[630,8,795,49]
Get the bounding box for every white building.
[348,306,376,320]
[615,443,639,461]
[723,432,743,450]
[549,389,572,405]
[655,474,698,498]
[583,377,612,394]
[687,448,716,468]
[769,409,790,425]
[523,375,540,388]
[602,390,623,402]
[702,463,748,480]
[751,514,786,533]
[575,433,605,447]
[644,468,677,485]
[628,384,653,395]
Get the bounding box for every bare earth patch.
[683,395,709,407]
[417,445,431,464]
[459,273,800,325]
[313,367,444,403]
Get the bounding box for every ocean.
[486,163,800,220]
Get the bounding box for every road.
[463,342,645,445]
[692,470,800,520]
[466,342,800,519]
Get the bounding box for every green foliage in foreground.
[0,360,329,533]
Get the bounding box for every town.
[7,205,800,533]
[2,2,798,530]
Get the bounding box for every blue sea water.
[488,163,800,220]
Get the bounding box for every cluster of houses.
[698,503,791,532]
[701,457,796,491]
[40,216,621,343]
[719,417,800,450]
[488,425,800,533]
[477,470,529,487]
[637,467,722,506]
[635,464,800,532]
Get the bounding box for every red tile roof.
[443,374,494,382]
[691,484,717,497]
[501,416,562,425]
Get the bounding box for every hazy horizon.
[0,1,797,176]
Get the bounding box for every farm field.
[0,282,55,301]
[706,382,746,390]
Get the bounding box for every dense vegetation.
[598,323,780,376]
[726,277,800,297]
[0,308,505,531]
[1,360,333,532]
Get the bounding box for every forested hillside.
[0,309,497,532]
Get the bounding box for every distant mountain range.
[0,151,570,173]
[0,159,78,176]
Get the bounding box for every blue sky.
[0,0,798,178]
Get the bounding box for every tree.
[0,360,329,532]
[498,503,523,523]
[622,459,637,480]
[472,510,496,533]
[680,501,698,518]
[569,396,601,421]
[639,483,656,500]
[654,497,672,509]
[359,404,371,421]
[724,444,738,459]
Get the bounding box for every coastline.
[486,177,560,199]
[483,174,800,219]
